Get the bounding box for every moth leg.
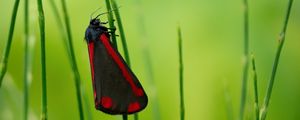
[107,31,119,37]
[107,27,116,31]
[101,21,108,24]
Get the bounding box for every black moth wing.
[86,26,148,115]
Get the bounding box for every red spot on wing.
[100,34,144,97]
[128,102,141,113]
[101,96,113,109]
[87,42,97,100]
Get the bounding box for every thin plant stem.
[61,0,84,119]
[0,0,20,87]
[82,91,93,120]
[110,0,136,119]
[251,54,259,120]
[178,26,185,120]
[239,0,249,119]
[111,0,131,66]
[36,0,47,119]
[104,1,130,119]
[48,0,70,57]
[134,114,138,120]
[105,0,118,49]
[122,114,128,120]
[260,0,294,119]
[24,0,30,119]
[48,0,93,120]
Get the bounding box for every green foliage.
[105,0,118,49]
[239,0,249,119]
[0,0,298,120]
[178,26,185,120]
[0,0,20,87]
[251,54,259,120]
[23,0,30,119]
[260,0,295,119]
[36,0,47,119]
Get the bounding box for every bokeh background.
[0,0,299,120]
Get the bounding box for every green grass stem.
[0,0,20,87]
[48,0,70,57]
[122,115,128,120]
[105,0,118,49]
[260,0,294,119]
[36,0,47,119]
[104,1,131,119]
[134,114,138,120]
[61,0,85,119]
[111,0,131,66]
[239,0,249,119]
[82,92,93,120]
[178,26,185,120]
[251,54,259,120]
[24,0,30,119]
[110,0,137,119]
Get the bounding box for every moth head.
[89,7,120,27]
[90,18,101,26]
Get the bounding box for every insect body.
[85,16,148,115]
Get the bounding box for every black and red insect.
[85,12,148,115]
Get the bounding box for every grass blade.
[0,0,20,87]
[105,0,118,49]
[111,0,131,66]
[110,0,135,119]
[122,115,128,120]
[260,0,294,119]
[36,0,47,119]
[61,0,85,119]
[24,0,30,119]
[178,26,185,120]
[48,0,70,57]
[251,54,259,120]
[104,1,132,119]
[239,0,250,119]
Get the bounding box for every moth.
[85,12,148,115]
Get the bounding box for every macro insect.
[84,11,148,115]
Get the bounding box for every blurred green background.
[0,0,299,120]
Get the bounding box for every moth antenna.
[90,7,103,20]
[94,6,122,19]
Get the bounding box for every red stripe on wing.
[99,34,144,97]
[87,42,97,103]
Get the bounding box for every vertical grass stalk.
[239,0,249,119]
[104,0,131,119]
[61,0,85,119]
[260,0,294,119]
[48,0,70,57]
[49,0,93,119]
[110,0,136,119]
[111,0,131,66]
[178,26,185,120]
[251,54,259,120]
[36,0,47,119]
[105,0,118,49]
[122,115,128,120]
[0,0,20,87]
[24,0,30,119]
